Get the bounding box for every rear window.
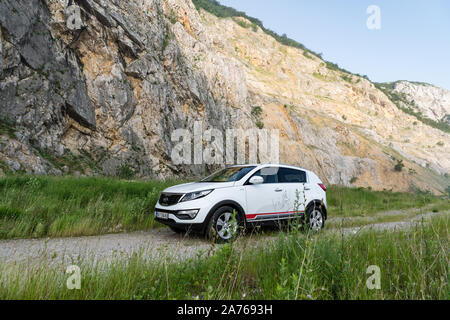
[278,168,307,183]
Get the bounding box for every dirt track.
[0,228,215,266]
[0,209,447,266]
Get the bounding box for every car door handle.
[275,188,283,192]
[304,187,311,191]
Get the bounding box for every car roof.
[230,163,310,172]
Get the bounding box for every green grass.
[312,72,329,82]
[327,185,442,217]
[232,17,258,32]
[1,215,447,299]
[0,175,446,239]
[326,208,449,229]
[0,176,183,239]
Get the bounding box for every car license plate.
[156,211,169,219]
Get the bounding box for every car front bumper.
[154,216,206,233]
[154,198,216,233]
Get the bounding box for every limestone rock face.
[0,0,448,193]
[392,81,450,123]
[0,0,96,129]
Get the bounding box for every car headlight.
[180,190,213,202]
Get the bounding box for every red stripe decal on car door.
[246,211,304,220]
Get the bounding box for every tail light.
[318,183,327,192]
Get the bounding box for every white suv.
[155,164,327,242]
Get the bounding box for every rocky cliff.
[388,81,449,125]
[0,0,449,194]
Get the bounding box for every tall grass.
[0,216,447,300]
[327,185,438,217]
[0,175,445,239]
[0,176,182,239]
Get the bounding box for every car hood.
[162,182,236,194]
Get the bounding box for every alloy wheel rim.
[216,212,238,240]
[310,210,323,231]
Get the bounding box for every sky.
[218,0,450,90]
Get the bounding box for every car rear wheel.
[206,206,243,243]
[306,206,325,231]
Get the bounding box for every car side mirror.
[249,176,264,185]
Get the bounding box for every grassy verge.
[1,215,447,299]
[0,175,183,239]
[0,175,446,239]
[327,185,442,217]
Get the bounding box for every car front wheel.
[206,206,243,243]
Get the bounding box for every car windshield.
[201,166,256,183]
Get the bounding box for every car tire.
[206,206,244,243]
[306,205,325,231]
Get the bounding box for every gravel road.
[335,210,446,234]
[0,228,216,266]
[0,210,447,267]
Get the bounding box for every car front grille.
[158,193,183,206]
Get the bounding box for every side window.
[251,167,279,184]
[278,168,307,183]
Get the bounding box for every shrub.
[117,165,135,180]
[256,121,265,129]
[303,51,313,60]
[394,160,405,172]
[326,62,353,74]
[251,106,263,118]
[341,74,353,83]
[166,9,178,24]
[232,17,257,31]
